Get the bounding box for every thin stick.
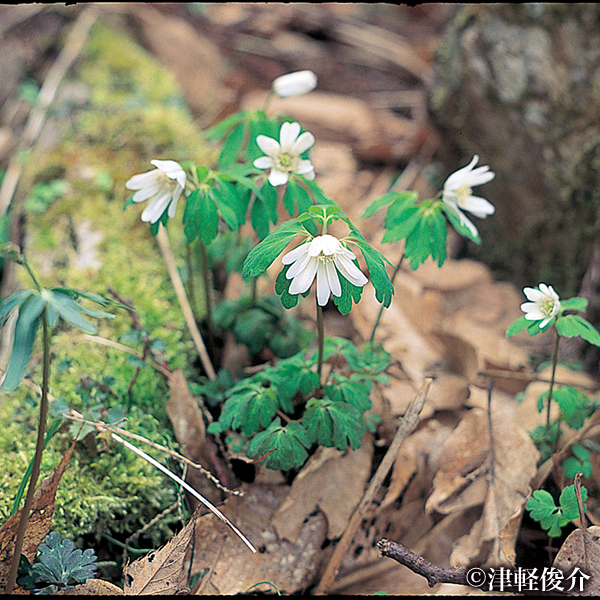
[314,377,432,595]
[574,472,589,575]
[155,224,216,380]
[111,433,255,553]
[0,6,98,214]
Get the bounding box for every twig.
[61,412,241,497]
[574,472,589,575]
[377,539,468,588]
[313,377,432,595]
[155,224,217,381]
[0,6,98,215]
[111,432,255,553]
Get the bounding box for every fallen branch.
[377,538,468,588]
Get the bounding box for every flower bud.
[272,70,317,98]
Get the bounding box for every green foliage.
[0,287,116,392]
[528,422,561,464]
[246,419,311,471]
[526,484,587,537]
[207,338,391,470]
[212,294,312,358]
[18,531,97,594]
[26,180,69,215]
[563,444,593,479]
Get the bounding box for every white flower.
[125,159,186,223]
[272,70,317,98]
[442,155,495,238]
[253,122,315,186]
[521,283,561,328]
[281,234,368,306]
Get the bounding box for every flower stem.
[316,297,325,390]
[198,240,214,350]
[6,307,51,593]
[546,326,561,428]
[369,254,404,343]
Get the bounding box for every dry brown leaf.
[448,409,539,568]
[0,440,75,590]
[554,526,600,596]
[166,369,219,506]
[123,505,198,595]
[190,483,327,595]
[426,409,491,515]
[55,579,124,595]
[272,443,373,542]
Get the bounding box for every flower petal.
[292,131,315,155]
[256,135,280,156]
[279,122,301,149]
[253,156,275,169]
[268,168,289,186]
[334,255,368,287]
[459,195,496,217]
[316,262,332,306]
[289,257,318,295]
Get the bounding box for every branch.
[377,538,468,588]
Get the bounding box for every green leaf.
[560,297,589,313]
[219,122,246,170]
[332,267,364,315]
[441,202,481,244]
[562,445,592,479]
[246,419,312,470]
[0,289,34,327]
[554,386,588,430]
[1,293,45,391]
[361,191,416,219]
[506,315,530,338]
[18,531,97,592]
[203,110,247,142]
[303,398,365,451]
[283,179,312,216]
[559,483,587,521]
[526,489,566,537]
[326,376,371,412]
[46,291,98,334]
[557,314,600,346]
[242,220,310,278]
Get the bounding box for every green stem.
[198,240,214,350]
[546,326,560,428]
[369,254,404,343]
[316,297,325,390]
[6,307,51,593]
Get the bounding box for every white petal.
[141,191,171,223]
[315,263,332,306]
[131,184,162,203]
[286,249,313,278]
[282,242,310,265]
[303,169,315,181]
[291,131,315,155]
[125,170,162,190]
[268,168,289,186]
[256,135,280,156]
[253,156,274,169]
[295,159,314,176]
[167,188,183,218]
[280,122,301,148]
[289,258,318,294]
[325,260,341,297]
[459,195,495,217]
[272,70,317,97]
[523,288,544,302]
[151,160,186,188]
[334,255,368,287]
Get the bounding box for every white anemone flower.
[126,159,186,223]
[253,122,315,186]
[281,234,368,306]
[521,283,561,328]
[272,70,317,98]
[442,155,495,238]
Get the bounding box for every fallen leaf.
[123,504,199,595]
[0,440,75,591]
[55,578,124,595]
[272,443,373,542]
[554,526,600,596]
[189,483,327,595]
[166,369,220,506]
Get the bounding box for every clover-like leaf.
[246,418,312,470]
[303,398,365,451]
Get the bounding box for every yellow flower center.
[275,151,299,173]
[541,297,555,316]
[455,182,473,208]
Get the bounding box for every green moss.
[0,21,215,549]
